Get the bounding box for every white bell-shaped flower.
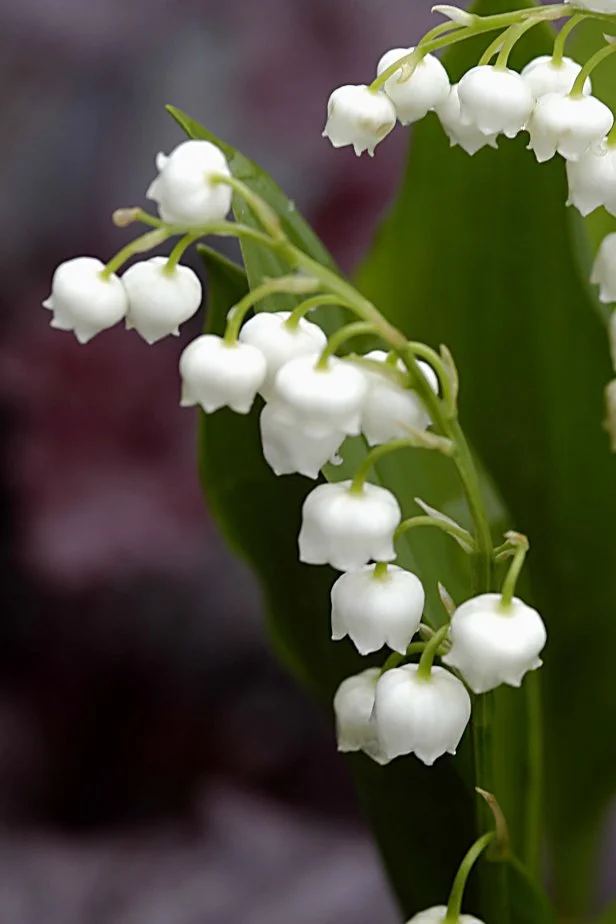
[566,141,616,216]
[121,257,202,344]
[259,401,344,478]
[273,355,368,438]
[565,0,616,10]
[334,668,389,765]
[331,564,425,655]
[146,140,233,227]
[590,233,616,303]
[521,55,591,99]
[442,592,547,694]
[322,85,396,156]
[361,350,438,446]
[436,84,499,155]
[374,664,471,765]
[527,93,614,162]
[376,47,450,125]
[407,906,484,924]
[457,65,535,139]
[299,480,401,572]
[179,334,266,414]
[43,256,128,344]
[239,311,327,400]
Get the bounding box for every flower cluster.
[43,130,547,773]
[322,3,616,312]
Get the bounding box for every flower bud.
[442,592,547,694]
[239,311,327,400]
[146,140,233,227]
[457,65,535,139]
[121,257,202,344]
[521,55,591,99]
[273,355,368,438]
[179,334,266,414]
[527,93,614,163]
[376,47,450,125]
[43,256,128,344]
[374,664,471,765]
[566,142,616,216]
[299,480,401,572]
[436,85,499,155]
[334,668,389,765]
[590,233,616,303]
[331,563,425,655]
[259,401,344,478]
[361,350,437,446]
[407,906,484,923]
[322,85,396,156]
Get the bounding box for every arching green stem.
[101,228,170,278]
[395,515,475,551]
[165,233,201,274]
[285,294,354,330]
[212,174,284,241]
[416,624,450,681]
[350,439,416,494]
[495,16,543,70]
[370,4,571,89]
[317,321,380,368]
[552,14,586,66]
[445,832,496,922]
[571,42,616,97]
[223,275,319,344]
[500,533,529,608]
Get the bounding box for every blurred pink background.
[0,1,440,921]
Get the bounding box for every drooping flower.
[121,257,202,344]
[298,480,401,571]
[322,85,397,156]
[259,401,344,479]
[376,47,450,125]
[436,84,499,155]
[360,350,438,446]
[442,592,547,694]
[179,334,266,414]
[374,663,471,765]
[146,140,233,227]
[43,256,128,344]
[334,668,389,765]
[527,93,614,162]
[566,141,616,216]
[521,55,591,99]
[239,311,327,400]
[590,233,616,303]
[331,564,425,655]
[273,355,368,438]
[457,65,535,139]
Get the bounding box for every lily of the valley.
[331,563,425,655]
[443,592,547,694]
[298,480,401,571]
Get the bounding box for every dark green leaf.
[356,0,616,916]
